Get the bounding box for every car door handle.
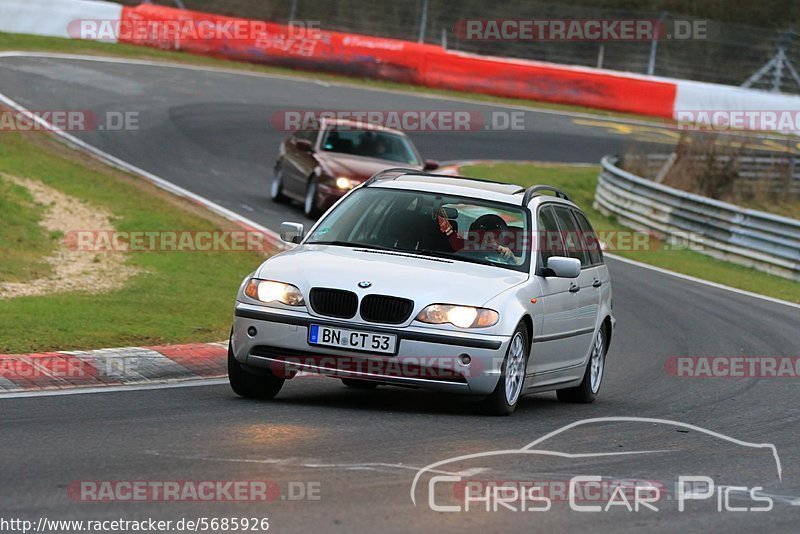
[569,283,581,293]
[592,279,602,288]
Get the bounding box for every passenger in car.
[436,207,465,252]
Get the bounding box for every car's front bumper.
[232,303,511,395]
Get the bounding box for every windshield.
[320,128,420,165]
[306,188,531,272]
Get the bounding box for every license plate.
[308,325,397,354]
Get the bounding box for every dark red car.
[270,118,439,218]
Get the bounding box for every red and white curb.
[0,342,228,394]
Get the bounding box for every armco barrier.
[595,156,800,281]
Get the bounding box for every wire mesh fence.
[117,0,800,93]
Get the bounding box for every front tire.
[482,325,529,416]
[270,165,289,203]
[557,325,606,404]
[228,341,284,399]
[304,177,321,219]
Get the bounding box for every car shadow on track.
[225,380,610,417]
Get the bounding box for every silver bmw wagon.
[229,168,614,415]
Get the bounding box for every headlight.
[245,279,305,306]
[335,177,360,190]
[416,304,499,328]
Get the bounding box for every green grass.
[0,132,268,353]
[0,175,57,282]
[0,32,662,123]
[461,162,800,304]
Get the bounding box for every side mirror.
[544,256,581,278]
[423,159,439,171]
[280,222,305,244]
[295,139,313,152]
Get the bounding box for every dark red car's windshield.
[321,128,420,165]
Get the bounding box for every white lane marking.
[302,463,488,477]
[0,378,227,399]
[240,203,255,212]
[144,451,489,477]
[606,253,800,310]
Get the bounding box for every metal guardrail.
[595,156,800,281]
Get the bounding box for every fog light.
[459,353,472,366]
[247,326,257,337]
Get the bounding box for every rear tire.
[557,325,606,404]
[482,325,529,416]
[304,177,321,219]
[228,341,284,399]
[341,378,379,390]
[270,165,289,204]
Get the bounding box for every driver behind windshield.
[469,214,521,264]
[437,211,521,264]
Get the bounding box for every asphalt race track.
[1,55,799,532]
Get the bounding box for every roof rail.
[363,168,520,189]
[363,168,419,186]
[521,185,571,205]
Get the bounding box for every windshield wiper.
[396,248,495,267]
[310,241,499,267]
[307,240,394,252]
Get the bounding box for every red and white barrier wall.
[2,1,799,129]
[112,4,678,118]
